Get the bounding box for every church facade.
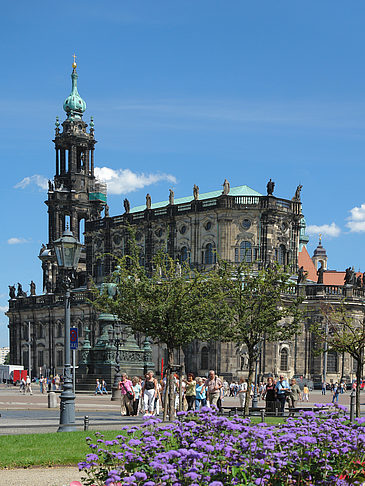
[6,63,364,386]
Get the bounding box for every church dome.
[313,236,327,258]
[63,63,86,119]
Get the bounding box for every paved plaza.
[0,384,362,435]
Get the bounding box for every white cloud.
[0,305,8,314]
[7,237,29,245]
[14,174,48,191]
[94,166,176,195]
[306,223,341,238]
[347,203,365,232]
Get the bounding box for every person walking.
[25,375,32,395]
[131,376,142,416]
[142,370,157,416]
[119,373,134,416]
[95,379,102,395]
[263,377,276,415]
[195,377,206,411]
[205,370,223,408]
[321,381,326,395]
[237,377,247,411]
[275,375,290,415]
[185,373,197,411]
[303,384,309,402]
[332,382,340,404]
[288,378,301,413]
[101,379,108,394]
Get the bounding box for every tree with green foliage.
[315,302,365,417]
[3,352,10,365]
[93,236,226,419]
[212,261,303,415]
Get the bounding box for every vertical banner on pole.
[161,358,164,379]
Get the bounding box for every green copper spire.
[63,55,86,120]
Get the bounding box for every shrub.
[78,405,365,485]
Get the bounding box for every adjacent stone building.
[6,62,364,386]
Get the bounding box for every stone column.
[90,149,94,176]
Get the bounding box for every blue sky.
[1,1,365,346]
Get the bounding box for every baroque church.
[6,61,364,386]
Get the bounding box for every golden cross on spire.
[72,53,77,69]
[319,233,322,244]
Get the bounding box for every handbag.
[121,382,133,400]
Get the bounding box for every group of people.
[94,379,108,395]
[116,369,228,417]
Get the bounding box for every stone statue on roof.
[123,198,130,214]
[146,193,152,210]
[8,285,16,300]
[357,275,362,288]
[317,264,325,284]
[169,189,174,205]
[104,204,109,218]
[222,179,230,195]
[193,184,199,200]
[292,184,303,201]
[267,179,275,196]
[30,281,36,296]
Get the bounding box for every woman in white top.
[237,377,247,409]
[132,376,142,416]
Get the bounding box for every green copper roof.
[130,184,262,213]
[63,68,86,119]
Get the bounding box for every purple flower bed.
[79,405,365,485]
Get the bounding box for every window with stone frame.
[280,348,289,371]
[38,350,44,368]
[240,241,252,263]
[57,349,63,367]
[327,350,338,373]
[278,244,286,265]
[22,350,29,367]
[204,243,216,265]
[180,246,189,263]
[201,346,209,369]
[38,324,44,339]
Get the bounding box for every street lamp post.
[53,228,82,433]
[108,322,122,401]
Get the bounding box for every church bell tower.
[40,57,107,292]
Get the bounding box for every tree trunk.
[167,347,175,420]
[245,355,256,416]
[162,372,169,422]
[356,358,363,418]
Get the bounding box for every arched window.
[180,246,188,263]
[204,243,215,265]
[327,351,338,373]
[201,346,209,369]
[57,323,63,338]
[23,325,29,340]
[240,241,252,263]
[280,348,288,371]
[278,244,286,265]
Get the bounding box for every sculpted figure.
[222,179,230,195]
[297,266,305,284]
[30,281,36,296]
[39,243,46,255]
[9,285,16,299]
[193,184,199,200]
[123,198,130,214]
[293,184,303,201]
[169,189,174,205]
[357,275,362,288]
[344,267,352,285]
[317,264,324,284]
[146,193,152,210]
[104,204,110,218]
[267,179,275,196]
